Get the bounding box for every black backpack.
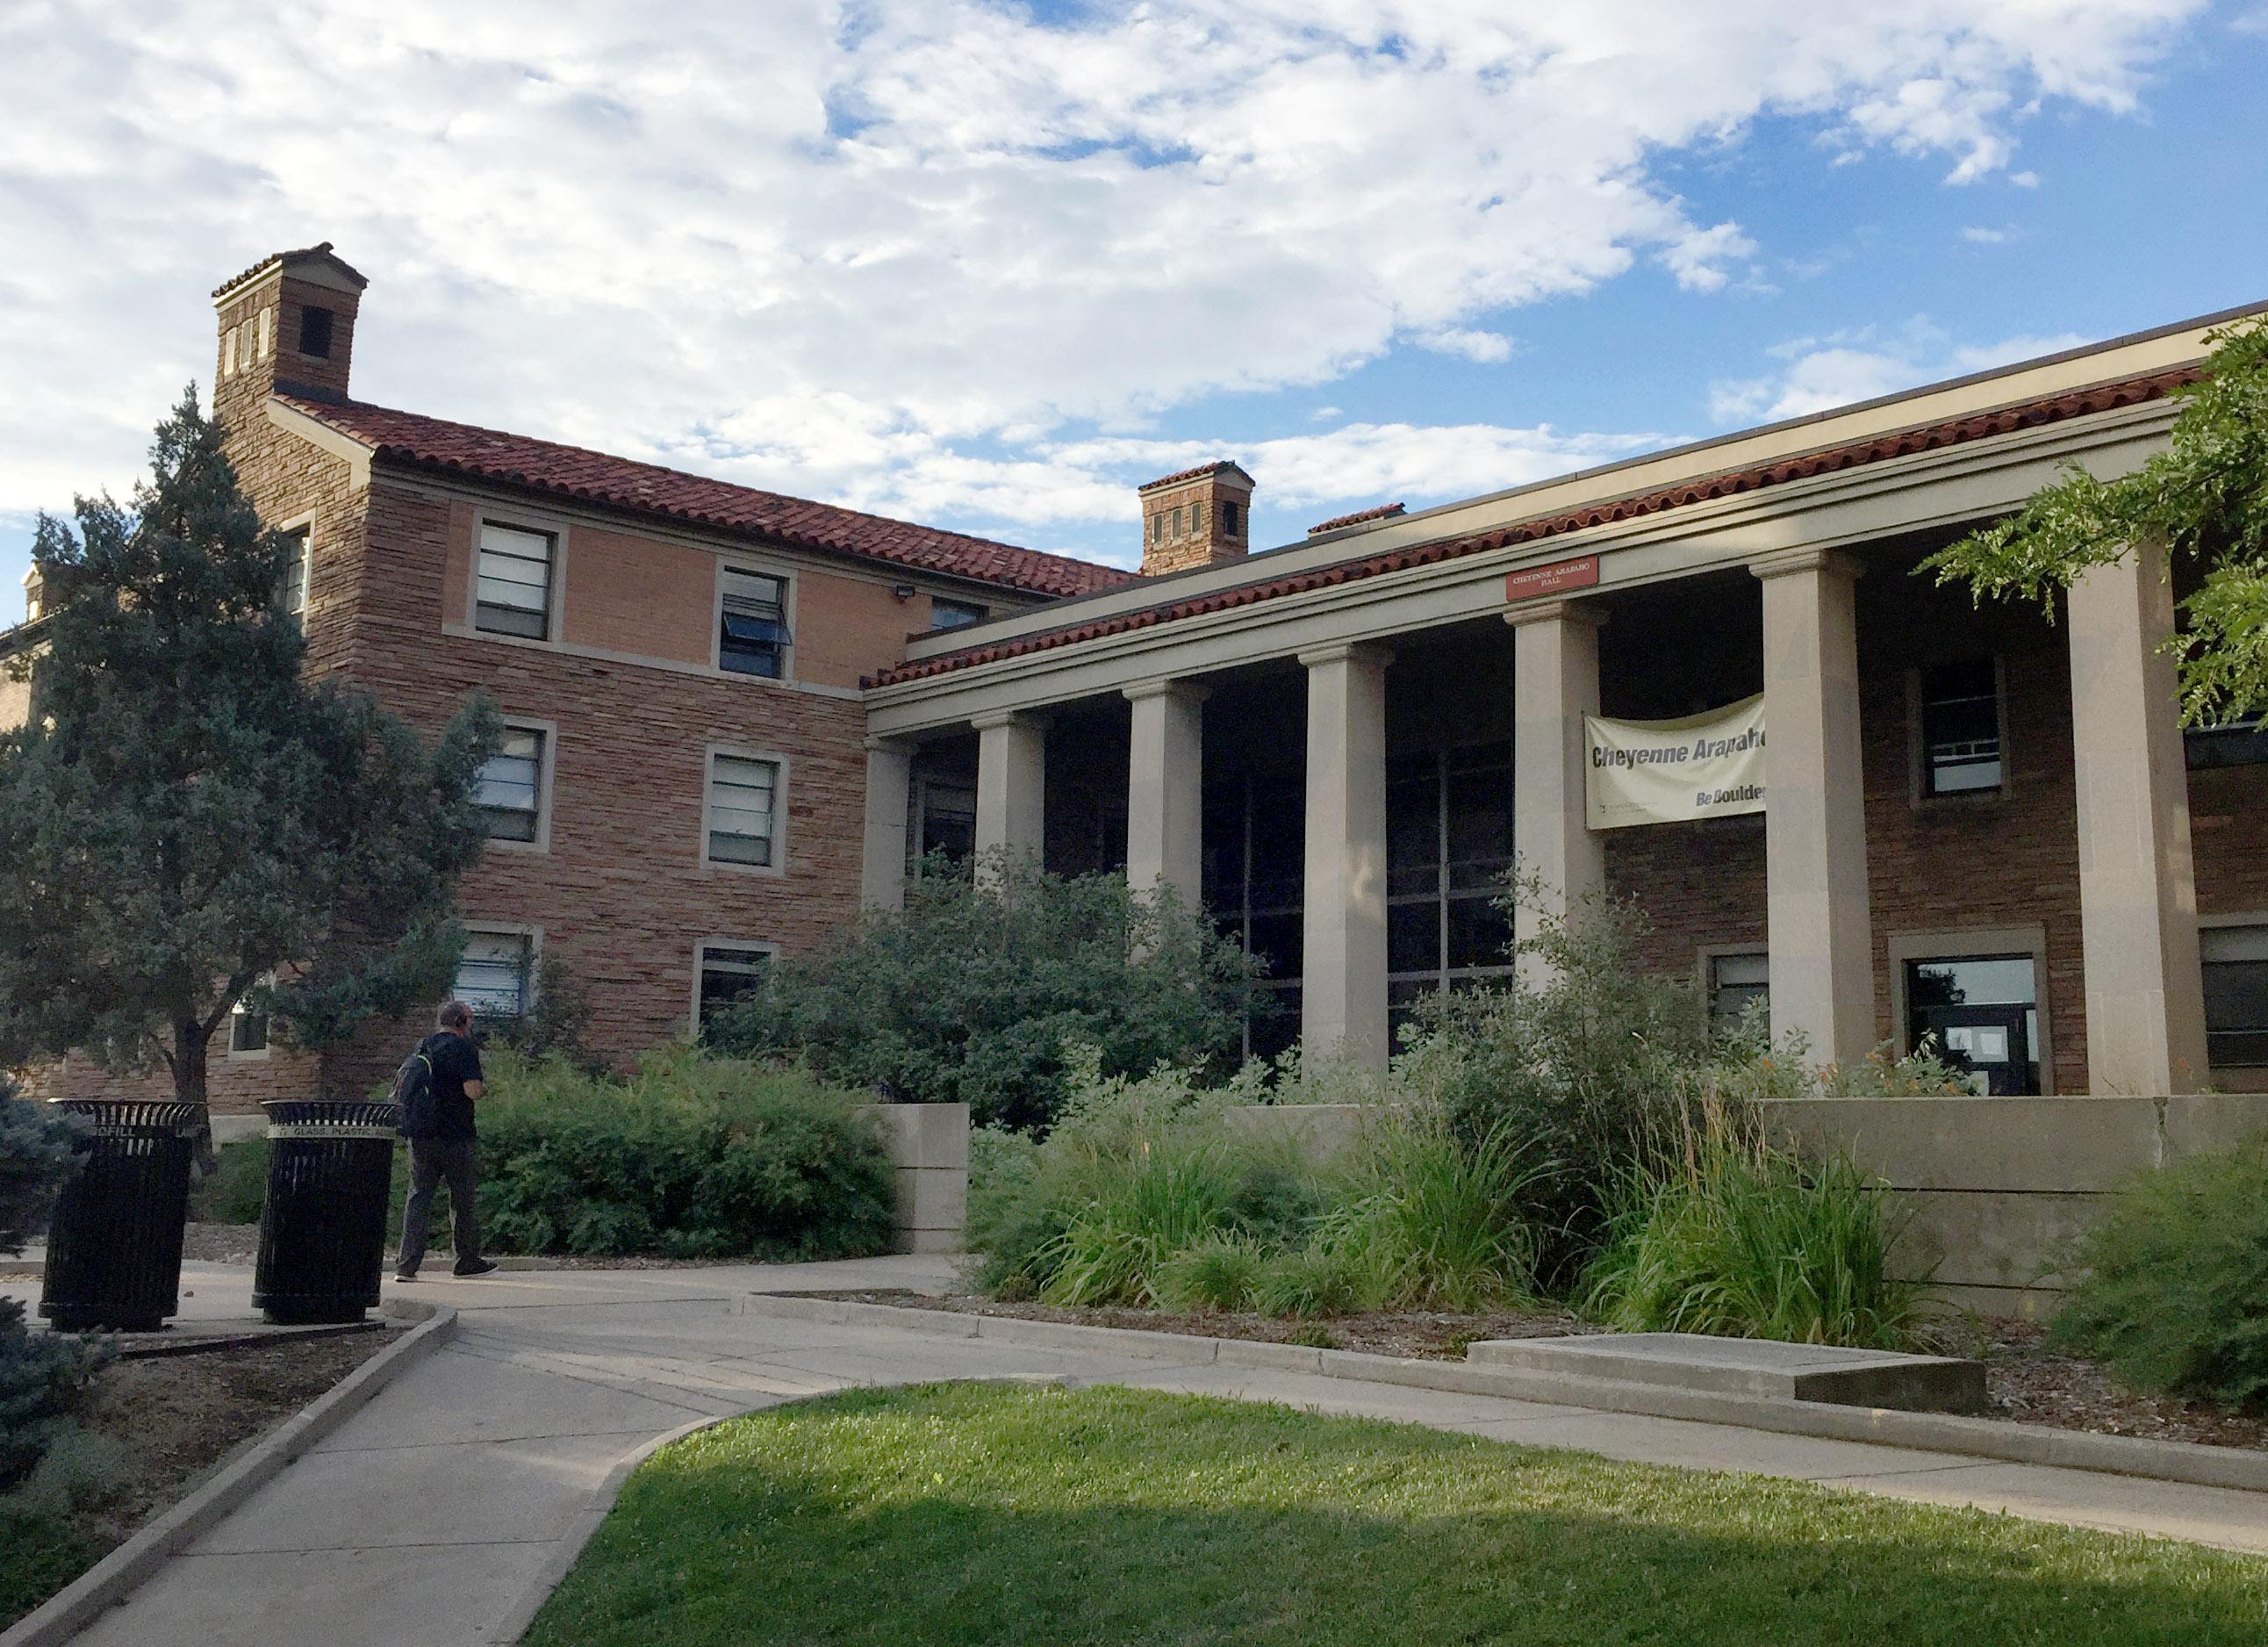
[395,1046,437,1136]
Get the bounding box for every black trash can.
[252,1099,401,1325]
[39,1098,201,1333]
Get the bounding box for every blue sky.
[3,1,2264,608]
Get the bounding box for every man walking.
[395,1000,499,1281]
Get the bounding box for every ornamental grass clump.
[1581,1095,1926,1351]
[2048,1133,2268,1408]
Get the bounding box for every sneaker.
[452,1259,499,1278]
[393,1271,419,1283]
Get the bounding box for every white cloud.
[0,0,2203,554]
[1708,320,2092,424]
[1411,327,1514,363]
[1962,225,2012,243]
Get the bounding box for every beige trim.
[434,622,861,701]
[1884,924,2055,1094]
[263,399,373,489]
[701,744,790,878]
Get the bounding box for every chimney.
[210,242,370,430]
[1138,461,1254,578]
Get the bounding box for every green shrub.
[0,1079,106,1492]
[1252,1241,1381,1320]
[190,1139,269,1225]
[707,852,1258,1131]
[1581,1101,1924,1350]
[1317,1116,1550,1312]
[1152,1233,1269,1313]
[2048,1133,2268,1407]
[470,1046,897,1261]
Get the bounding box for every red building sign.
[1504,554,1600,603]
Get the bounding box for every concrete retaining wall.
[855,1102,969,1254]
[1229,1097,2268,1320]
[1762,1095,2268,1318]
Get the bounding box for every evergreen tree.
[1927,318,2268,723]
[0,390,499,1111]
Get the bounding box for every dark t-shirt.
[415,1031,484,1141]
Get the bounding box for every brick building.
[4,244,1128,1113]
[8,246,2266,1110]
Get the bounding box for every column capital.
[1502,597,1608,632]
[1295,641,1395,671]
[970,708,1053,734]
[1123,679,1213,707]
[1748,547,1868,584]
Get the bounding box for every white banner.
[1584,695,1766,831]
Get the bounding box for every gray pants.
[398,1137,482,1275]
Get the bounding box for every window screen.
[477,728,546,843]
[475,523,556,639]
[719,569,791,677]
[707,754,780,867]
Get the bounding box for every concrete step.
[1466,1333,1988,1413]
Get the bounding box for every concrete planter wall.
[1229,1097,2268,1320]
[855,1101,970,1254]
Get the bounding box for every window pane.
[1445,894,1511,971]
[1388,899,1440,975]
[456,933,531,1018]
[1710,952,1769,1032]
[1247,911,1303,981]
[279,529,310,617]
[2201,925,2268,964]
[1922,658,2002,795]
[699,946,772,1025]
[2185,719,2268,770]
[477,729,544,841]
[2204,926,2268,1066]
[709,755,779,866]
[931,599,987,631]
[230,1007,269,1054]
[476,524,553,637]
[720,571,790,677]
[1908,955,2035,1008]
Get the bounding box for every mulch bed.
[803,1289,2268,1452]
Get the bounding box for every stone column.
[1753,549,1876,1068]
[1505,599,1605,975]
[973,710,1049,869]
[2067,541,2208,1093]
[1124,680,1209,907]
[1299,644,1391,1068]
[860,736,915,911]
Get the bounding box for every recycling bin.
[39,1098,200,1333]
[251,1099,401,1325]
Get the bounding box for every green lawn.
[525,1384,2268,1647]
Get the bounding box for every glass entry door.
[1905,954,2041,1095]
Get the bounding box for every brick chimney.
[210,242,369,432]
[1138,462,1254,578]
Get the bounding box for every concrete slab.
[1467,1332,1989,1412]
[66,1542,563,1647]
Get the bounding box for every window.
[719,568,791,678]
[475,521,556,639]
[476,726,547,844]
[1189,502,1204,536]
[696,944,773,1029]
[707,752,781,867]
[228,980,271,1058]
[930,597,987,632]
[913,778,976,865]
[2185,716,2268,769]
[1222,501,1241,537]
[2202,924,2268,1068]
[1708,951,1769,1037]
[1151,513,1164,545]
[1920,658,2003,795]
[1172,506,1184,537]
[456,931,533,1021]
[1386,742,1516,1042]
[1203,767,1306,1063]
[279,526,312,620]
[1905,953,2040,1095]
[298,306,334,358]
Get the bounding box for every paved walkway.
[18,1259,2268,1645]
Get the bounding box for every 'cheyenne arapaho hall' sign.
[1504,554,1600,602]
[1584,695,1766,830]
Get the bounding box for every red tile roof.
[278,395,1134,601]
[1138,461,1253,493]
[1309,502,1405,535]
[870,367,2199,689]
[213,241,367,298]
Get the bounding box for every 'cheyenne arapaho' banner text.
[1583,695,1766,830]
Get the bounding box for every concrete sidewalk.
[34,1259,2268,1646]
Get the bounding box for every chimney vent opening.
[298,306,335,359]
